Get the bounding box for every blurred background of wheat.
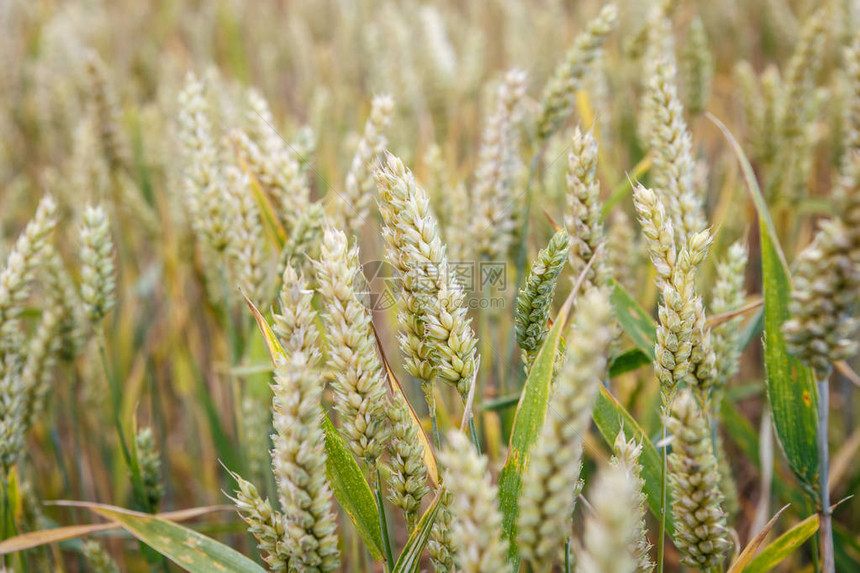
[1,0,859,571]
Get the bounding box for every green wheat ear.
[536,4,618,142]
[514,230,568,372]
[565,127,609,290]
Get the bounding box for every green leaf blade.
[744,514,819,573]
[498,305,570,562]
[609,279,656,359]
[84,504,266,573]
[710,111,819,499]
[322,413,385,562]
[761,227,819,497]
[392,493,443,573]
[608,348,652,378]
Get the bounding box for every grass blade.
[608,348,652,377]
[391,492,443,573]
[483,347,653,414]
[744,513,819,573]
[707,113,787,270]
[738,306,764,354]
[0,506,233,555]
[727,503,790,573]
[710,111,820,498]
[64,502,265,573]
[244,294,287,363]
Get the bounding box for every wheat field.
[0,0,858,571]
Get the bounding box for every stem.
[220,264,239,365]
[1,478,10,570]
[468,414,481,455]
[97,332,134,473]
[564,538,571,573]
[657,422,667,573]
[816,371,834,573]
[709,398,722,455]
[422,380,441,449]
[220,264,245,474]
[375,466,395,569]
[2,477,7,543]
[99,331,152,514]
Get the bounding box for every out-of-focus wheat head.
[565,127,609,289]
[82,540,120,573]
[576,462,640,573]
[470,69,527,262]
[536,4,618,142]
[440,430,509,573]
[610,430,654,573]
[334,94,394,235]
[518,287,612,570]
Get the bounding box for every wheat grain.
[536,5,618,141]
[666,390,730,569]
[271,350,340,571]
[79,205,116,325]
[376,154,478,398]
[565,127,608,289]
[229,470,290,571]
[315,227,390,465]
[387,394,430,529]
